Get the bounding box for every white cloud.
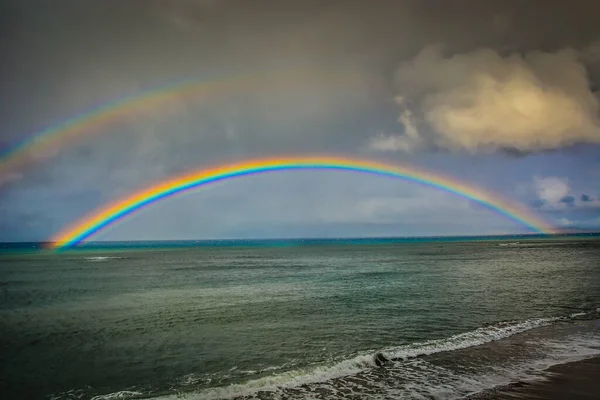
[369,106,424,151]
[559,217,574,227]
[533,176,570,204]
[370,44,600,153]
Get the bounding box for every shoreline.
[466,356,600,399]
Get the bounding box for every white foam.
[383,317,558,360]
[153,354,374,400]
[154,317,564,400]
[570,312,587,318]
[90,390,142,400]
[201,334,599,400]
[84,256,123,262]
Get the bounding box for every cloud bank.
[370,45,600,153]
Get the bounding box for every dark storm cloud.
[1,0,600,240]
[559,196,576,205]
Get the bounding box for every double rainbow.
[50,156,556,249]
[0,68,356,177]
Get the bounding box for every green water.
[1,238,599,399]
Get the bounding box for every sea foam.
[84,256,124,262]
[153,315,581,400]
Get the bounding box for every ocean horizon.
[2,232,600,251]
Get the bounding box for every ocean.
[1,236,599,399]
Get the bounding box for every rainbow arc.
[49,156,556,249]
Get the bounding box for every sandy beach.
[468,356,600,399]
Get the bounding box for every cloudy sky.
[1,0,600,242]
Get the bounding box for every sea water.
[1,237,599,399]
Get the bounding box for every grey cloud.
[559,196,576,205]
[581,194,592,202]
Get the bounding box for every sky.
[1,0,600,242]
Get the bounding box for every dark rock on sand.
[374,352,389,367]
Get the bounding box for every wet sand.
[467,356,600,399]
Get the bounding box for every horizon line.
[4,231,600,246]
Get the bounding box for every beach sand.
[467,356,600,399]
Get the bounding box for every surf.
[117,309,600,400]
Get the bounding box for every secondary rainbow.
[0,77,232,177]
[0,69,352,177]
[50,156,556,248]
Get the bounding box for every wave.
[50,389,142,400]
[72,308,599,400]
[382,317,558,360]
[149,310,599,400]
[84,256,124,262]
[90,391,143,400]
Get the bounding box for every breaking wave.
[84,256,124,262]
[90,391,143,400]
[150,310,599,400]
[55,308,599,400]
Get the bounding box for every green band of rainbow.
[50,156,556,248]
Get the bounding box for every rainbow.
[0,69,354,177]
[49,156,556,249]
